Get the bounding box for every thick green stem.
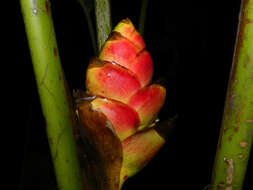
[138,0,149,36]
[20,0,84,189]
[210,0,253,189]
[94,0,112,51]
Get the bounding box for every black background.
[11,0,253,189]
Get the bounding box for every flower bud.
[78,18,168,190]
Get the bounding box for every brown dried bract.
[76,98,123,190]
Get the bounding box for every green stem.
[210,1,253,190]
[138,0,149,36]
[20,0,84,189]
[78,0,97,55]
[94,0,112,51]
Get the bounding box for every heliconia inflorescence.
[77,18,167,189]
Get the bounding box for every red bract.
[78,18,167,189]
[128,84,166,130]
[86,58,141,103]
[91,97,140,141]
[113,18,145,50]
[99,32,140,68]
[127,50,153,87]
[120,128,165,187]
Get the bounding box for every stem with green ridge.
[94,0,112,51]
[209,0,253,189]
[138,0,149,36]
[78,0,97,55]
[20,0,84,189]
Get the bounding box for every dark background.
[11,0,252,189]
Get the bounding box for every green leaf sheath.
[210,0,253,190]
[20,0,84,189]
[94,0,112,51]
[138,0,149,36]
[78,0,97,55]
